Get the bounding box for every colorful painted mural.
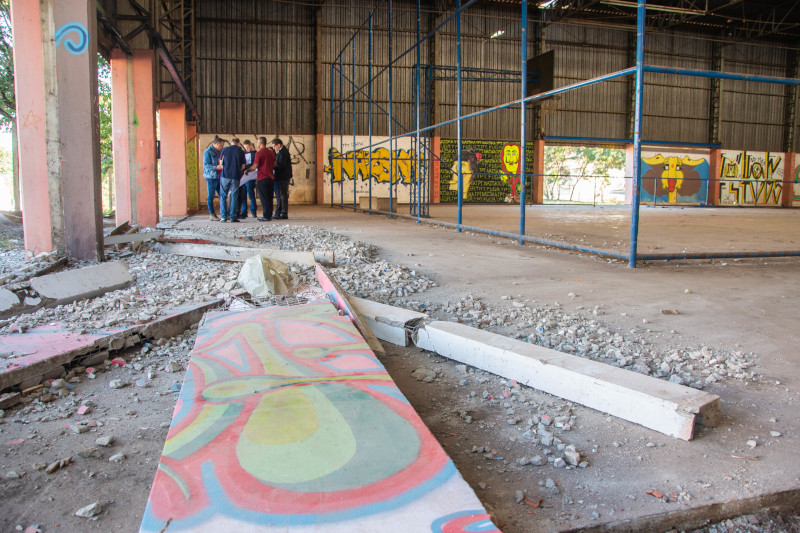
[719,150,784,206]
[186,138,198,210]
[197,134,316,205]
[322,136,418,204]
[640,150,709,205]
[794,160,800,207]
[140,302,497,532]
[438,140,534,203]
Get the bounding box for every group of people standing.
[202,136,293,222]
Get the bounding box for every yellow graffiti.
[643,154,705,203]
[449,161,475,199]
[502,144,520,176]
[324,148,416,185]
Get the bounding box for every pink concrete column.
[111,49,133,225]
[159,103,188,216]
[53,0,103,260]
[10,0,56,254]
[533,139,545,204]
[133,50,159,227]
[708,147,722,206]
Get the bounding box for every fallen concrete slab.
[103,230,163,246]
[30,261,133,305]
[315,264,385,356]
[140,301,498,533]
[351,296,427,347]
[152,241,334,267]
[0,288,19,312]
[0,299,223,392]
[415,321,720,441]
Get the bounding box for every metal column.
[628,0,645,268]
[456,0,463,232]
[519,0,528,244]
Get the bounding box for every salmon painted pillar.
[533,139,545,204]
[159,102,188,216]
[707,147,721,206]
[10,0,103,260]
[781,152,795,207]
[110,50,159,227]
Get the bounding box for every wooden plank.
[140,302,498,533]
[316,265,385,356]
[351,297,428,347]
[415,321,720,441]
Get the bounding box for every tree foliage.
[544,146,625,203]
[0,0,15,130]
[98,55,114,212]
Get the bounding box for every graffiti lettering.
[324,147,417,185]
[55,22,89,55]
[720,150,784,206]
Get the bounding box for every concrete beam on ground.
[159,102,189,216]
[140,301,499,533]
[152,241,334,267]
[351,296,428,347]
[103,230,163,246]
[0,299,222,392]
[414,321,720,441]
[29,261,134,305]
[315,265,385,356]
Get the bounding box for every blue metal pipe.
[368,14,373,214]
[415,0,422,224]
[339,54,344,207]
[638,251,800,260]
[628,0,645,268]
[352,40,357,212]
[388,0,394,218]
[545,136,722,148]
[329,62,334,208]
[519,0,528,244]
[456,0,463,232]
[644,65,800,85]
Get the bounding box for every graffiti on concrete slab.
[140,302,498,532]
[439,139,534,203]
[641,150,709,205]
[55,22,89,55]
[719,150,784,206]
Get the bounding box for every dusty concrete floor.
[292,204,800,530]
[1,204,798,532]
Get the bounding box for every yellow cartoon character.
[642,154,705,203]
[500,143,521,201]
[449,149,482,200]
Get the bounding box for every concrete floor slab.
[140,301,498,533]
[30,261,133,305]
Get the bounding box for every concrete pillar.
[159,103,188,216]
[533,139,545,204]
[11,0,103,260]
[708,147,722,206]
[110,50,158,227]
[186,122,199,210]
[782,152,795,207]
[431,136,441,202]
[316,133,325,205]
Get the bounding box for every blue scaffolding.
[330,0,800,267]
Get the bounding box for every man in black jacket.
[272,138,292,219]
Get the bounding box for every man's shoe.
[221,219,229,223]
[257,217,270,222]
[209,213,220,221]
[230,219,240,223]
[239,214,247,219]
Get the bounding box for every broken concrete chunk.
[30,261,133,305]
[95,436,114,447]
[75,501,103,518]
[0,287,20,312]
[236,255,296,298]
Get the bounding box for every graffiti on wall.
[641,152,709,204]
[719,150,784,206]
[323,137,417,204]
[186,139,198,209]
[439,140,534,203]
[140,302,497,532]
[55,23,89,55]
[794,162,800,206]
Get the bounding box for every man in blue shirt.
[220,141,246,222]
[202,137,226,220]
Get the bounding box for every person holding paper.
[239,140,258,219]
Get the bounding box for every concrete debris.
[30,261,133,306]
[45,457,72,474]
[95,436,114,447]
[0,287,20,312]
[108,453,126,462]
[75,501,103,518]
[237,255,297,297]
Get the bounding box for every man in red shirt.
[245,136,276,221]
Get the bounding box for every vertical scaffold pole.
[456,0,463,232]
[329,62,334,207]
[388,0,394,217]
[415,0,422,223]
[519,0,528,244]
[368,14,373,214]
[339,54,344,207]
[629,0,645,268]
[352,40,357,212]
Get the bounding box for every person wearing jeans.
[202,137,226,220]
[220,142,245,222]
[272,138,292,219]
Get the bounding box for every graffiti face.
[501,144,520,175]
[448,150,481,200]
[642,154,705,203]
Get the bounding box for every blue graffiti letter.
[55,22,89,55]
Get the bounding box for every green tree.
[0,0,14,130]
[545,146,625,204]
[98,55,114,213]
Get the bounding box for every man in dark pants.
[220,141,245,222]
[245,137,276,221]
[239,140,258,219]
[272,138,292,219]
